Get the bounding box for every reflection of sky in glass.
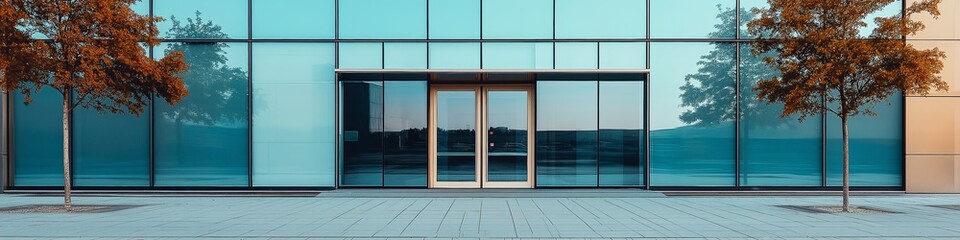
[384,82,427,132]
[155,0,248,38]
[600,42,646,69]
[556,42,598,69]
[740,0,902,38]
[429,0,480,39]
[159,42,248,71]
[650,42,714,130]
[482,0,553,39]
[429,43,480,69]
[252,0,335,39]
[487,91,528,130]
[537,81,598,131]
[482,43,553,69]
[339,43,383,69]
[600,82,643,130]
[339,0,426,39]
[650,0,735,38]
[556,0,646,39]
[437,91,476,130]
[384,43,427,69]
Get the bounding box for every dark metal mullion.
[821,91,828,187]
[735,0,741,40]
[596,79,600,187]
[148,0,155,187]
[644,0,651,189]
[900,0,907,190]
[734,41,741,187]
[381,75,386,187]
[246,0,253,187]
[334,0,340,188]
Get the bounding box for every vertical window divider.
[381,75,386,187]
[734,41,741,188]
[334,0,341,189]
[148,0,155,188]
[247,0,254,187]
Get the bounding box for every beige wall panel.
[907,41,960,96]
[909,0,959,39]
[906,155,958,193]
[906,97,960,154]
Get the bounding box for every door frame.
[428,84,535,188]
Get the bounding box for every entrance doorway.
[429,85,534,188]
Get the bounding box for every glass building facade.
[2,0,905,190]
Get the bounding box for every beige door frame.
[428,84,535,188]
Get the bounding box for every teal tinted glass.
[650,42,736,186]
[827,94,904,186]
[383,81,429,186]
[536,81,599,187]
[429,0,480,39]
[154,42,249,186]
[429,43,480,69]
[650,0,736,38]
[132,0,149,15]
[341,81,385,186]
[74,106,150,187]
[556,0,645,39]
[339,42,383,69]
[599,81,645,186]
[599,42,646,69]
[482,0,553,39]
[12,91,63,186]
[862,1,902,37]
[481,42,553,69]
[252,43,336,187]
[739,45,821,186]
[555,42,598,69]
[155,0,248,39]
[339,0,427,39]
[384,43,427,69]
[253,0,335,39]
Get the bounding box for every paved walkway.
[0,192,959,239]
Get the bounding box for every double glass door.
[429,85,533,188]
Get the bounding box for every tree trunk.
[841,115,850,212]
[62,94,72,210]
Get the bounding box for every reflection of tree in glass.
[161,11,247,125]
[679,6,787,127]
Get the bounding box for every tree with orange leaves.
[0,0,188,209]
[748,0,946,212]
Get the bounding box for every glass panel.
[650,0,736,39]
[339,0,427,39]
[341,81,384,186]
[827,94,904,186]
[429,0,480,39]
[600,42,646,69]
[599,81,644,186]
[154,42,249,186]
[740,0,767,39]
[482,0,553,39]
[384,43,427,69]
[12,91,63,186]
[556,0,646,39]
[436,90,477,182]
[252,0,335,39]
[739,44,821,186]
[555,42,598,69]
[252,43,336,186]
[862,2,901,37]
[339,43,383,69]
[487,91,529,182]
[650,42,735,186]
[132,0,149,15]
[481,43,553,69]
[536,81,599,187]
[156,0,248,39]
[429,43,480,69]
[74,108,149,187]
[383,81,429,186]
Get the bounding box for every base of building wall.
[906,155,960,193]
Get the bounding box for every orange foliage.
[0,0,187,115]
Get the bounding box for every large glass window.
[599,81,645,186]
[383,81,428,186]
[252,0,335,39]
[481,42,553,69]
[555,42,598,69]
[738,45,821,186]
[600,42,646,69]
[339,43,383,69]
[482,0,553,39]
[74,107,150,186]
[429,0,480,39]
[12,91,63,186]
[339,0,427,39]
[650,0,736,39]
[536,81,599,187]
[341,81,384,186]
[154,42,249,186]
[556,0,645,39]
[384,43,427,69]
[155,0,248,39]
[252,43,336,187]
[826,94,904,186]
[650,42,736,186]
[429,43,480,69]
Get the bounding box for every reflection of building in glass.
[6,0,953,193]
